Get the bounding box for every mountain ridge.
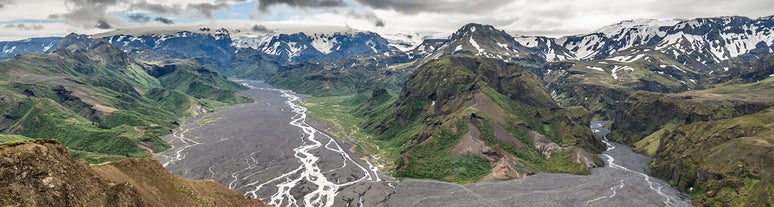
[351,55,604,183]
[0,139,270,207]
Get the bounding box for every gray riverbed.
[156,80,692,207]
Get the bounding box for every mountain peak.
[450,23,505,41]
[594,19,679,36]
[457,23,498,34]
[54,33,106,52]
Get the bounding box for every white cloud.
[0,22,106,41]
[1,0,773,41]
[0,0,69,22]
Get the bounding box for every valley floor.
[155,81,693,207]
[386,122,693,207]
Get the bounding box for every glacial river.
[156,80,692,207]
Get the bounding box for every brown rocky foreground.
[0,140,271,207]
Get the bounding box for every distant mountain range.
[0,37,59,59]
[2,15,773,207]
[2,15,773,115]
[3,16,773,73]
[519,16,774,69]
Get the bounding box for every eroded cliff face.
[649,109,774,206]
[609,78,774,206]
[0,140,270,207]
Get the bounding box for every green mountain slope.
[267,55,413,96]
[609,77,774,206]
[0,42,249,163]
[546,50,774,120]
[345,56,604,183]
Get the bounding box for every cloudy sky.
[1,0,773,40]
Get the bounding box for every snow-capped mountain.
[516,16,774,71]
[656,16,774,68]
[594,19,681,37]
[0,37,61,60]
[255,32,393,65]
[410,23,539,64]
[380,32,435,52]
[103,28,235,64]
[99,28,396,66]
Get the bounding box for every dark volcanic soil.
[157,81,692,207]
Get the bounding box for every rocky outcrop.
[609,89,773,144]
[0,140,270,207]
[649,108,774,206]
[609,77,774,206]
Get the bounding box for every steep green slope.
[0,43,249,163]
[217,48,281,80]
[544,48,701,119]
[610,77,774,206]
[546,50,774,120]
[345,56,604,183]
[267,55,413,96]
[147,60,251,109]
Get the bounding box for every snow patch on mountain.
[586,66,605,72]
[611,65,635,80]
[595,19,680,37]
[606,54,646,63]
[469,37,482,54]
[2,46,16,54]
[232,35,274,49]
[514,36,539,47]
[311,35,337,54]
[379,33,421,52]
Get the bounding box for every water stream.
[157,81,693,206]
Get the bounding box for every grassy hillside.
[0,140,270,206]
[546,50,774,120]
[610,77,774,206]
[544,48,702,119]
[0,43,249,163]
[305,56,604,183]
[267,55,413,96]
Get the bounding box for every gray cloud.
[646,0,774,19]
[353,0,512,15]
[127,1,243,19]
[58,0,126,28]
[95,19,112,29]
[189,3,229,19]
[56,0,241,29]
[127,2,182,15]
[251,24,273,33]
[345,10,385,27]
[18,0,774,38]
[0,0,13,8]
[128,13,150,23]
[256,0,346,12]
[154,17,174,24]
[4,23,44,30]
